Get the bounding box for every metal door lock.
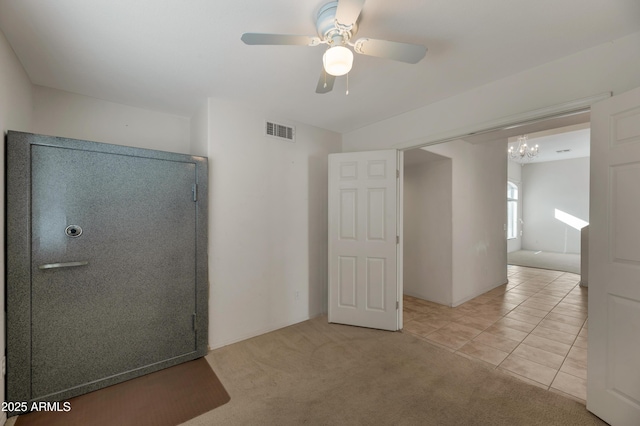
[65,225,83,238]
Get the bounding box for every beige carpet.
[185,316,605,426]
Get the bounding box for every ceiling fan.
[241,0,427,94]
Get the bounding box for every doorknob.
[38,261,89,270]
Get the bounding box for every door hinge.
[396,169,400,178]
[396,235,399,244]
[192,184,197,202]
[192,313,197,331]
[396,301,399,310]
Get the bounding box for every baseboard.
[403,290,451,307]
[451,280,509,307]
[209,313,319,351]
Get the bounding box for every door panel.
[588,87,640,425]
[30,145,196,398]
[328,150,401,331]
[6,132,209,410]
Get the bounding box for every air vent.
[556,149,571,153]
[265,121,295,142]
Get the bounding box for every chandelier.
[508,135,539,161]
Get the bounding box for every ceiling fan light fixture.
[323,45,353,76]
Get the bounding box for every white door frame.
[393,93,610,152]
[392,92,618,416]
[396,150,404,327]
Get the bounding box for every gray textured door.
[31,145,197,399]
[6,132,209,409]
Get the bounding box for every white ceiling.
[508,123,591,164]
[404,146,448,167]
[1,0,639,133]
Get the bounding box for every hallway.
[403,265,588,402]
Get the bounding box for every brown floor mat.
[15,357,230,426]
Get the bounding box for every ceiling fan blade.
[316,68,336,94]
[335,0,365,26]
[354,38,427,64]
[241,33,321,46]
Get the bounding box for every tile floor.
[403,265,588,403]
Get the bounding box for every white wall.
[507,159,523,253]
[190,101,209,157]
[522,157,590,254]
[0,28,34,424]
[32,85,191,153]
[424,139,507,306]
[207,98,341,349]
[343,31,640,152]
[403,150,453,305]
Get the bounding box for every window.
[507,181,518,239]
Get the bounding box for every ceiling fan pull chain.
[322,52,328,88]
[346,72,349,95]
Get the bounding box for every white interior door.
[588,86,640,425]
[328,149,402,331]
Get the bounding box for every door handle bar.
[38,261,89,270]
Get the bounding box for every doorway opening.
[401,111,590,403]
[506,122,590,276]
